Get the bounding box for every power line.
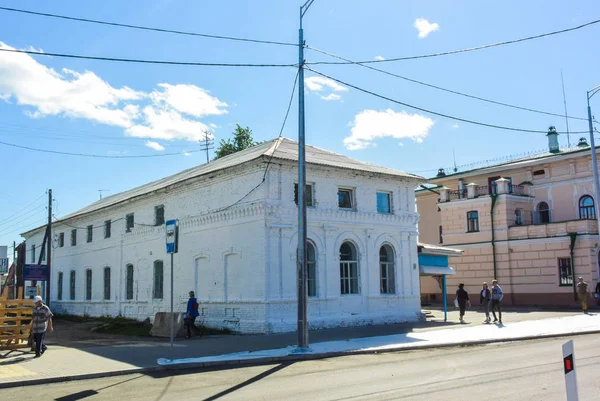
[306,18,600,65]
[305,67,588,135]
[0,205,47,229]
[0,6,297,47]
[306,46,588,121]
[0,193,46,224]
[0,48,297,68]
[0,139,202,158]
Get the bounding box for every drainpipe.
[569,233,578,301]
[490,194,498,280]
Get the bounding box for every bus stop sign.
[166,219,178,254]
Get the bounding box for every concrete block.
[150,312,187,338]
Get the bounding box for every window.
[126,214,134,232]
[57,272,63,301]
[70,271,76,300]
[126,264,134,300]
[71,229,77,246]
[85,269,92,300]
[153,260,164,299]
[467,211,479,232]
[307,242,317,297]
[579,196,595,220]
[103,267,111,300]
[41,246,45,262]
[380,244,396,294]
[536,202,550,224]
[340,242,359,294]
[533,169,545,176]
[338,188,354,209]
[31,245,35,263]
[515,209,523,225]
[558,258,573,286]
[58,233,64,248]
[87,225,93,243]
[105,220,111,239]
[376,192,392,213]
[294,184,314,207]
[439,226,443,244]
[155,205,165,226]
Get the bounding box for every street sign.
[0,258,8,274]
[166,219,178,254]
[562,340,579,401]
[23,264,49,281]
[25,286,37,298]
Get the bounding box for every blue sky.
[1,0,600,252]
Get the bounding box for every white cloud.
[414,18,439,38]
[305,76,348,92]
[0,41,229,142]
[344,108,435,150]
[183,152,191,157]
[375,56,385,61]
[145,141,165,151]
[320,93,342,101]
[452,123,459,129]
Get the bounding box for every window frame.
[306,242,317,297]
[105,220,112,239]
[69,271,76,301]
[294,183,314,207]
[103,267,111,300]
[153,260,164,299]
[85,269,92,301]
[338,188,355,210]
[58,232,64,248]
[376,191,392,214]
[379,244,396,294]
[57,272,63,301]
[126,213,134,233]
[155,205,165,226]
[579,195,596,220]
[339,241,359,295]
[87,225,93,243]
[31,245,35,263]
[536,201,551,224]
[71,229,77,246]
[438,225,443,244]
[467,211,480,232]
[558,257,573,287]
[126,264,134,300]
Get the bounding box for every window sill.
[377,212,393,215]
[340,293,361,296]
[559,284,573,287]
[466,231,480,233]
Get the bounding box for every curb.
[2,328,600,389]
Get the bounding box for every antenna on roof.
[452,149,458,172]
[98,190,110,200]
[561,70,571,148]
[199,131,215,164]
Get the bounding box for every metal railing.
[447,189,468,201]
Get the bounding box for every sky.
[1,0,600,255]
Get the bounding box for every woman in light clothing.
[480,282,492,324]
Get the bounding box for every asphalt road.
[3,334,600,401]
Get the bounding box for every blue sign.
[0,258,8,274]
[166,219,178,254]
[23,264,49,281]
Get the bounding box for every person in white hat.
[31,295,53,358]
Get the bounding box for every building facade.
[23,138,424,333]
[417,130,600,306]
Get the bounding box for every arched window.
[126,264,134,300]
[57,272,63,301]
[536,202,550,224]
[380,244,396,294]
[103,267,111,300]
[85,269,92,301]
[340,242,359,294]
[579,196,595,220]
[307,242,317,297]
[153,260,164,299]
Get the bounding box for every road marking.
[0,365,36,379]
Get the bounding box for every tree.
[214,124,257,159]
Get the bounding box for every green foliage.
[214,124,256,159]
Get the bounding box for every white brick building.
[22,138,424,333]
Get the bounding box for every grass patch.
[54,313,152,337]
[196,324,231,335]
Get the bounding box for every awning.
[419,265,456,276]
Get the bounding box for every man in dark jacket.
[491,280,503,324]
[184,291,200,339]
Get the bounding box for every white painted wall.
[23,158,423,333]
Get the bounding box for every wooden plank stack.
[0,287,34,354]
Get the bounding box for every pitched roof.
[24,137,422,234]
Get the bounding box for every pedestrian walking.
[184,291,200,339]
[480,282,492,323]
[576,277,589,314]
[455,283,470,323]
[30,295,53,358]
[491,280,503,324]
[595,281,600,306]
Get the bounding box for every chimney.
[546,126,560,154]
[436,168,446,177]
[577,137,590,148]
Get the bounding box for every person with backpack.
[184,291,200,339]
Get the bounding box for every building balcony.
[439,179,528,203]
[508,218,598,240]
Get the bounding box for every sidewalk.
[0,309,593,388]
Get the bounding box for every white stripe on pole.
[562,340,579,401]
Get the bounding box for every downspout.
[569,233,578,301]
[490,194,498,280]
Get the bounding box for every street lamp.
[296,0,315,352]
[587,85,600,235]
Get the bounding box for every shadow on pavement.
[53,375,144,401]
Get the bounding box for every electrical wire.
[0,205,47,229]
[306,18,600,65]
[0,48,297,68]
[0,193,46,224]
[0,140,202,158]
[306,46,588,121]
[305,67,588,135]
[0,6,297,47]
